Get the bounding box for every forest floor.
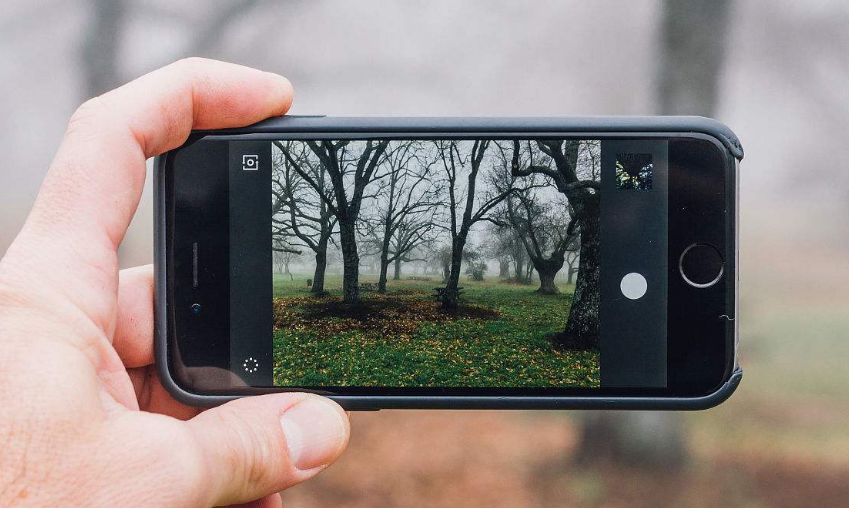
[271,273,599,388]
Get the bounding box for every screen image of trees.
[270,139,601,388]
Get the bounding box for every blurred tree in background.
[576,0,734,468]
[80,0,263,98]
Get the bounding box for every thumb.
[185,393,349,506]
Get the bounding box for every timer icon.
[243,357,259,374]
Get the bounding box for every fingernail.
[280,397,348,470]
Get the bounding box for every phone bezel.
[154,116,741,410]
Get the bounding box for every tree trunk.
[513,255,525,283]
[448,244,464,288]
[658,0,733,115]
[377,243,390,293]
[554,205,600,350]
[576,0,734,469]
[576,412,688,469]
[82,0,127,99]
[534,257,563,295]
[442,236,467,309]
[498,259,510,279]
[566,264,577,285]
[311,238,328,294]
[339,221,360,304]
[378,258,390,293]
[575,0,733,473]
[393,258,402,280]
[378,220,393,292]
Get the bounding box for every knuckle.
[170,57,211,79]
[174,56,207,67]
[65,96,124,147]
[67,96,111,134]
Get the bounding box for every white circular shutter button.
[620,272,647,300]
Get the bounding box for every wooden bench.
[359,282,379,292]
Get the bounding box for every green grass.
[271,273,599,388]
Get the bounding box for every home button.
[679,243,724,288]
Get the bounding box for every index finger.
[40,57,291,251]
[2,58,292,328]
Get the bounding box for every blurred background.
[2,0,848,506]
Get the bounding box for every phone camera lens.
[191,303,202,315]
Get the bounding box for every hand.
[0,58,350,508]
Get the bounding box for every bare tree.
[488,191,532,285]
[80,0,264,98]
[287,140,390,304]
[507,191,573,294]
[436,140,514,308]
[577,0,735,471]
[433,244,453,282]
[462,245,488,281]
[363,141,440,292]
[81,0,127,99]
[509,227,531,284]
[272,141,336,294]
[565,244,579,285]
[499,141,579,294]
[498,260,510,278]
[657,0,734,115]
[420,245,444,278]
[272,241,298,281]
[511,139,600,349]
[485,225,513,279]
[388,221,436,281]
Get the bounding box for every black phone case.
[154,115,743,410]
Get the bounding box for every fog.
[2,1,848,506]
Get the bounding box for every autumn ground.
[279,410,849,508]
[271,274,599,388]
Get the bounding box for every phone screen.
[212,137,672,392]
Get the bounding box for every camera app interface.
[227,138,668,391]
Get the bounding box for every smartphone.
[154,116,742,410]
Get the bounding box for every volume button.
[192,242,199,288]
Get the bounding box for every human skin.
[0,58,350,508]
